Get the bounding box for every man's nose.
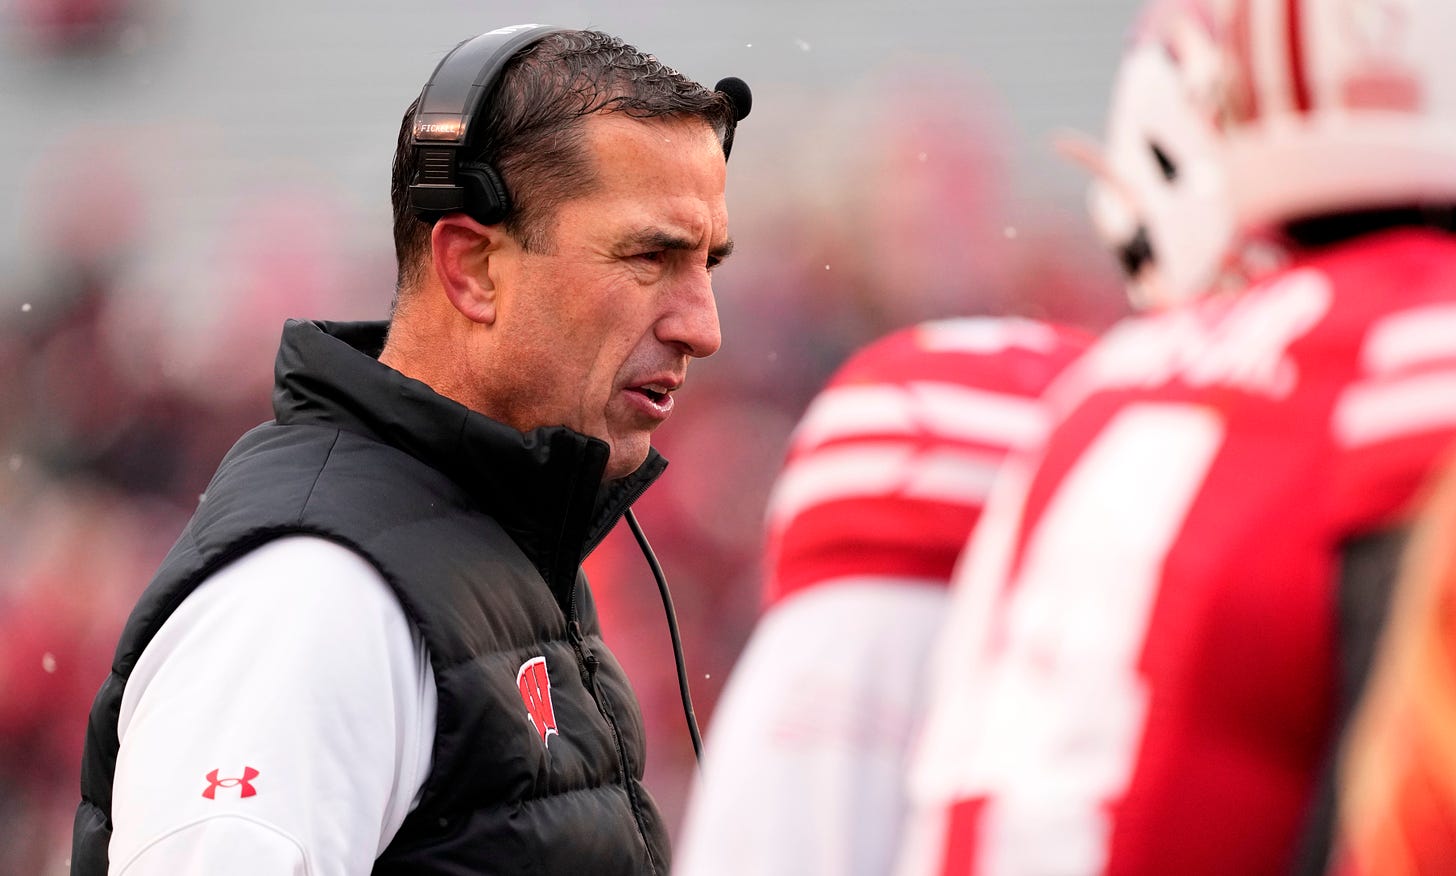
[658,273,722,358]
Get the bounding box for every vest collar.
[271,319,666,596]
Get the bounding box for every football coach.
[72,24,746,875]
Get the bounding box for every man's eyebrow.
[625,228,735,261]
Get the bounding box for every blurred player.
[898,0,1456,873]
[672,317,1088,876]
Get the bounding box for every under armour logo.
[517,656,559,748]
[202,766,259,800]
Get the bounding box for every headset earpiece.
[457,162,512,226]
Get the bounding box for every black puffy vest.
[72,320,671,874]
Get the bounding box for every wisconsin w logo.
[517,656,559,748]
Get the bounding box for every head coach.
[71,24,747,875]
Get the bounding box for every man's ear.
[430,214,509,325]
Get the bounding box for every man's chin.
[602,437,651,483]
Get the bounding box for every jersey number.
[960,403,1224,873]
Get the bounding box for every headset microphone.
[634,78,747,768]
[714,77,751,160]
[714,77,752,122]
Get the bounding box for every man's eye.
[634,250,665,263]
[706,256,721,272]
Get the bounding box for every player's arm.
[1290,526,1411,876]
[674,580,947,876]
[108,536,436,875]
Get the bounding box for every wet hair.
[389,29,739,295]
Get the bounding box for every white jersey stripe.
[909,382,1049,450]
[792,383,1048,452]
[1361,304,1456,376]
[792,386,918,449]
[767,443,1002,525]
[913,317,1059,354]
[1333,370,1456,447]
[767,444,915,525]
[903,448,1004,506]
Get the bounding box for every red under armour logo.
[202,766,259,800]
[517,656,558,748]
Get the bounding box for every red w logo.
[517,656,558,748]
[202,766,259,800]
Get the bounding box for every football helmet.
[1065,2,1235,309]
[1203,0,1456,235]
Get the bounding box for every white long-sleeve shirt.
[108,536,437,875]
[673,578,948,876]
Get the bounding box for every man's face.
[483,112,730,481]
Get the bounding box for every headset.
[407,24,751,764]
[406,23,752,229]
[407,24,561,225]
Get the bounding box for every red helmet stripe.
[1286,0,1314,113]
[1231,0,1263,123]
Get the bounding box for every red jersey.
[765,317,1091,606]
[900,230,1456,876]
[675,318,1089,876]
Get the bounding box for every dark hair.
[389,29,739,295]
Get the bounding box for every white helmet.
[1203,0,1456,235]
[1065,2,1235,310]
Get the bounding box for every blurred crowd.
[0,4,1126,874]
[15,0,1456,872]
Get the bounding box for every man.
[898,1,1456,873]
[71,26,743,874]
[673,317,1089,876]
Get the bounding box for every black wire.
[625,508,704,764]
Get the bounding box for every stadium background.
[0,0,1137,870]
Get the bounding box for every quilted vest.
[72,319,671,874]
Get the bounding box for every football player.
[898,1,1456,873]
[673,317,1088,876]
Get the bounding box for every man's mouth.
[626,380,679,416]
[636,383,672,404]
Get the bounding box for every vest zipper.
[567,605,662,873]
